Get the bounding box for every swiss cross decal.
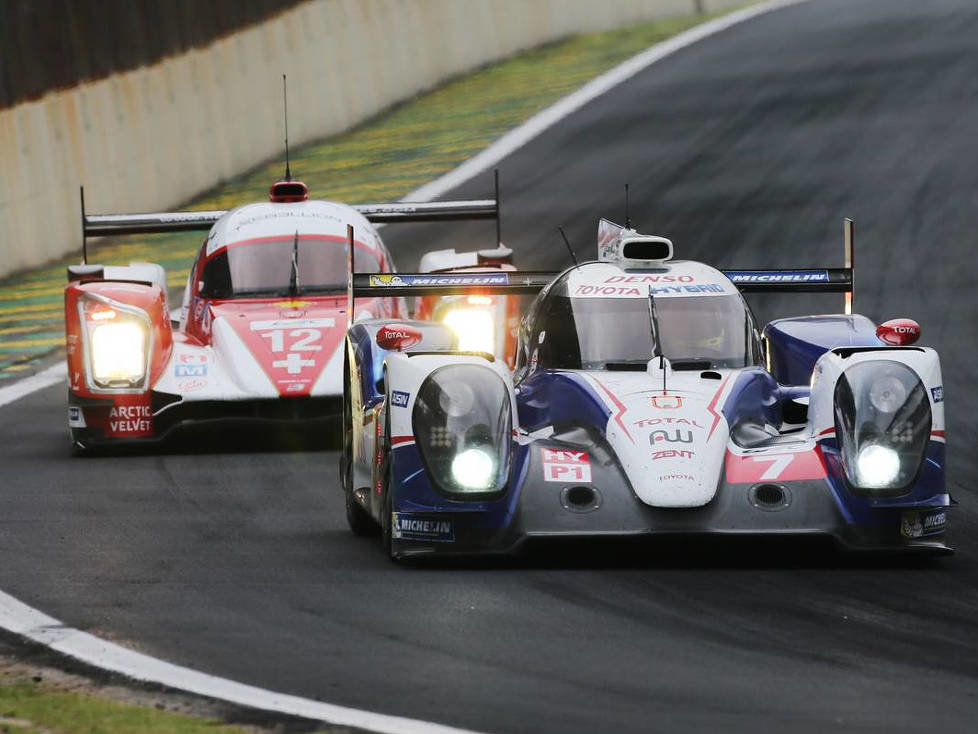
[541,448,592,483]
[227,313,344,396]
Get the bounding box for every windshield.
[533,294,755,370]
[200,237,381,298]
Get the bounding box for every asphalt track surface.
[3,1,978,731]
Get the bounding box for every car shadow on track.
[394,536,952,572]
[73,422,342,456]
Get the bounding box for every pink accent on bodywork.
[591,377,634,444]
[705,375,731,440]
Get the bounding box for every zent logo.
[391,390,410,408]
[651,449,694,460]
[931,386,944,403]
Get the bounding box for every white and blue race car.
[340,219,950,559]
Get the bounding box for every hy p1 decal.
[541,448,592,483]
[393,514,454,542]
[931,386,944,403]
[391,390,410,408]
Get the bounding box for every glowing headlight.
[451,448,496,491]
[90,321,148,387]
[442,308,495,354]
[413,364,512,497]
[855,444,901,488]
[834,361,931,493]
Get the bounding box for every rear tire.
[379,403,399,562]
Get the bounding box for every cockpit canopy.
[200,236,382,299]
[521,264,761,371]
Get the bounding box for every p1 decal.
[541,448,592,483]
[931,386,944,403]
[391,390,410,408]
[392,514,455,542]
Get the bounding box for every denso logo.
[649,429,693,445]
[604,275,693,284]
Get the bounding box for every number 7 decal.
[751,454,794,480]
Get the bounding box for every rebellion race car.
[341,218,951,558]
[64,177,499,450]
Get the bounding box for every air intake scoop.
[269,180,309,203]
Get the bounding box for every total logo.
[635,417,702,428]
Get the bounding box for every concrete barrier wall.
[0,0,743,278]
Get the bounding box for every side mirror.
[876,318,920,346]
[376,323,422,351]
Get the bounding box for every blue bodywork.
[349,311,949,557]
[764,314,882,386]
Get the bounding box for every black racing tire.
[342,352,377,537]
[379,401,399,562]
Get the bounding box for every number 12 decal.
[259,328,322,353]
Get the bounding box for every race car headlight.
[834,361,931,492]
[82,300,151,389]
[413,364,511,495]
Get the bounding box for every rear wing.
[78,186,497,262]
[725,218,855,313]
[348,218,857,315]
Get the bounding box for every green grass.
[0,682,266,734]
[0,8,734,378]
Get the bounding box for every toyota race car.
[341,218,951,558]
[64,177,498,450]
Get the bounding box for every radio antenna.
[624,183,631,229]
[79,186,88,265]
[558,227,579,266]
[282,74,292,181]
[494,169,502,246]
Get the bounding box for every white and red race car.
[64,177,497,450]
